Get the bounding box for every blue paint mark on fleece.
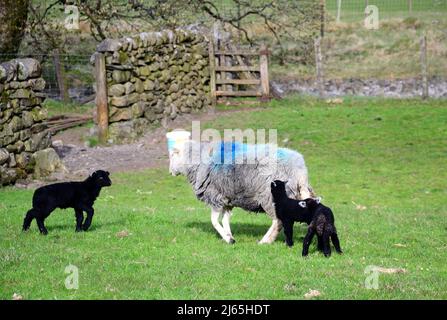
[276,148,294,161]
[209,142,294,168]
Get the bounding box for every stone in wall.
[0,58,63,186]
[94,29,211,143]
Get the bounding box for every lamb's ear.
[298,201,307,208]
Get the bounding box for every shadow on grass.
[43,218,126,233]
[186,221,307,242]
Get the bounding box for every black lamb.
[301,197,342,257]
[22,170,112,234]
[271,180,342,257]
[271,180,312,247]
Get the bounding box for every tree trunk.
[0,0,29,57]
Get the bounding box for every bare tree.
[0,0,30,56]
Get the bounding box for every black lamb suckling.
[271,180,342,257]
[22,170,112,235]
[271,180,311,247]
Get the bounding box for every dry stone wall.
[95,30,211,142]
[0,58,51,185]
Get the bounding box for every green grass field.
[1,96,446,299]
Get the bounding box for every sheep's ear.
[316,197,321,204]
[298,201,307,208]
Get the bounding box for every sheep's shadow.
[186,221,307,241]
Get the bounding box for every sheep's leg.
[74,208,84,232]
[22,209,37,231]
[331,233,343,254]
[222,211,235,244]
[298,174,312,199]
[302,228,315,257]
[81,208,94,231]
[211,208,234,244]
[259,218,283,244]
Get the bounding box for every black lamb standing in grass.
[302,197,342,257]
[271,180,342,257]
[22,170,112,235]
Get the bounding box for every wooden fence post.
[408,0,413,15]
[208,34,217,107]
[95,53,109,144]
[314,37,325,98]
[320,0,325,38]
[53,49,69,103]
[420,34,429,100]
[260,44,270,101]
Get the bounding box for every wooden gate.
[208,40,270,104]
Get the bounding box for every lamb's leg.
[222,210,235,244]
[317,235,324,251]
[283,220,294,247]
[81,207,94,231]
[322,232,331,257]
[74,208,84,232]
[211,208,234,244]
[302,228,315,257]
[36,217,48,235]
[22,209,37,231]
[259,218,283,244]
[331,232,343,254]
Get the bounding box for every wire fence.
[0,53,94,103]
[2,1,446,102]
[325,0,447,21]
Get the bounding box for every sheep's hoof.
[75,228,82,232]
[229,238,236,244]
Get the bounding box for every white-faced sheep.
[169,140,315,244]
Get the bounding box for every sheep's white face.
[169,144,188,176]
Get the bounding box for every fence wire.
[0,53,93,103]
